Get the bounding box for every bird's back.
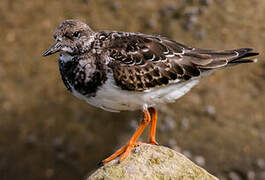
[97,31,258,92]
[79,31,258,111]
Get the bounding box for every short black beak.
[42,41,61,57]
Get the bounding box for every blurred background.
[0,0,264,179]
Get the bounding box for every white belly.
[72,75,200,112]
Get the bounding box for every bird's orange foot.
[137,140,159,146]
[102,142,138,164]
[149,139,159,145]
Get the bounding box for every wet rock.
[247,171,255,180]
[53,137,64,151]
[194,28,206,40]
[183,22,194,31]
[198,7,206,15]
[166,138,181,152]
[160,1,178,18]
[183,14,198,31]
[189,15,198,25]
[257,171,265,179]
[109,1,121,11]
[56,152,66,161]
[128,119,138,131]
[159,116,176,132]
[260,133,265,141]
[87,144,219,180]
[256,158,265,169]
[25,134,38,146]
[200,0,213,6]
[194,155,206,166]
[67,143,78,158]
[172,145,181,152]
[216,174,228,180]
[182,150,192,159]
[145,19,157,29]
[205,105,216,116]
[228,171,242,180]
[165,1,178,12]
[167,138,176,148]
[184,7,200,18]
[181,117,190,129]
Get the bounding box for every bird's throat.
[59,52,74,63]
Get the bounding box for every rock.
[53,136,64,151]
[182,150,192,159]
[194,155,206,166]
[109,1,121,11]
[194,28,206,40]
[158,116,176,132]
[181,117,190,129]
[25,134,38,146]
[200,0,213,6]
[205,105,216,116]
[87,144,218,180]
[228,171,242,180]
[247,171,255,180]
[256,158,265,169]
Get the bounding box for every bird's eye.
[73,31,80,38]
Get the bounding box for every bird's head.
[43,19,94,57]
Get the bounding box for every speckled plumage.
[43,19,258,112]
[43,19,259,164]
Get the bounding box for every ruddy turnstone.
[43,20,259,164]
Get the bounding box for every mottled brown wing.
[104,32,258,91]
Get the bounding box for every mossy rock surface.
[87,144,218,180]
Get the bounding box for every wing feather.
[98,32,258,91]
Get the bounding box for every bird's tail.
[191,48,259,70]
[228,48,259,65]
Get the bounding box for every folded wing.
[102,32,258,91]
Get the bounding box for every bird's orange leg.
[148,107,159,145]
[102,109,151,164]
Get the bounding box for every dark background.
[0,0,264,179]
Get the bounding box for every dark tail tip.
[229,48,259,64]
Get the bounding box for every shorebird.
[43,20,259,164]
